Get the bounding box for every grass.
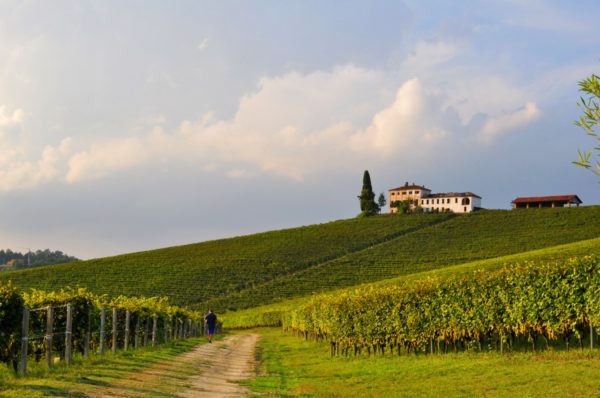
[247,327,600,397]
[0,336,218,397]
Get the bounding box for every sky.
[0,0,599,259]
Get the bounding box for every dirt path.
[88,334,260,398]
[179,334,260,398]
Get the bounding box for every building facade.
[388,182,482,214]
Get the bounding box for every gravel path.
[178,334,260,398]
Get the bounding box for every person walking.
[204,309,217,343]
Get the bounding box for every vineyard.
[285,256,600,357]
[206,207,600,310]
[0,283,205,375]
[2,207,599,313]
[0,214,452,307]
[222,236,600,329]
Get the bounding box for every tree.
[390,199,411,214]
[358,170,379,216]
[377,193,386,213]
[573,73,600,179]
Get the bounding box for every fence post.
[19,305,29,375]
[124,310,131,351]
[45,305,54,368]
[84,309,91,359]
[591,324,594,350]
[65,303,73,366]
[99,306,106,355]
[144,317,150,347]
[134,315,140,349]
[169,315,174,341]
[163,317,169,343]
[152,316,158,347]
[112,308,118,354]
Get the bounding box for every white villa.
[388,182,482,214]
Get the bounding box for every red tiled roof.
[389,183,429,191]
[426,192,482,199]
[511,195,582,204]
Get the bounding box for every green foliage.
[0,249,78,270]
[377,192,386,212]
[0,283,24,372]
[285,256,600,355]
[390,199,412,214]
[573,73,600,178]
[358,170,379,216]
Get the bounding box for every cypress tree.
[358,170,378,216]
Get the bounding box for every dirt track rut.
[179,334,260,397]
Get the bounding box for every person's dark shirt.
[205,312,217,327]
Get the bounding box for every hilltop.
[2,206,599,311]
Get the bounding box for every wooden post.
[591,324,594,350]
[173,317,178,340]
[152,316,158,347]
[19,305,29,375]
[99,306,106,355]
[65,303,73,366]
[124,310,131,351]
[112,308,118,354]
[84,309,91,359]
[169,315,174,341]
[163,317,169,343]
[134,315,140,349]
[500,332,504,354]
[45,305,54,368]
[143,317,150,347]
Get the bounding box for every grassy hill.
[0,212,452,306]
[2,206,599,311]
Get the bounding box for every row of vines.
[284,256,600,356]
[0,285,209,374]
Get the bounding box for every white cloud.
[0,138,71,192]
[65,136,150,183]
[481,102,541,141]
[197,37,209,50]
[0,106,25,126]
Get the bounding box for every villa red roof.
[511,195,582,204]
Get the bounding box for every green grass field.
[247,327,600,397]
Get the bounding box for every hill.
[2,206,599,311]
[0,212,452,306]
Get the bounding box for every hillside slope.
[3,206,599,311]
[207,207,600,310]
[1,213,452,306]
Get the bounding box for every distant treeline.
[0,249,79,270]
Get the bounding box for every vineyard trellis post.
[45,305,53,368]
[144,317,149,347]
[163,317,169,343]
[65,303,73,366]
[152,315,158,347]
[124,310,131,351]
[19,305,29,375]
[134,315,140,349]
[112,307,118,354]
[591,324,594,350]
[84,309,91,358]
[99,306,106,355]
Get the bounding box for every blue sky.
[0,0,598,259]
